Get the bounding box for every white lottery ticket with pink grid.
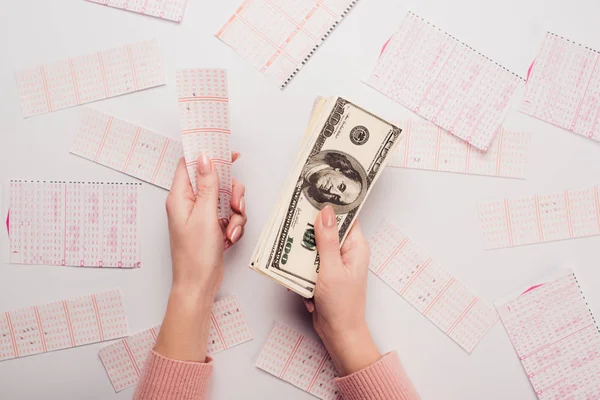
[389,119,530,179]
[521,33,600,142]
[256,322,341,400]
[7,180,142,268]
[478,185,600,249]
[71,109,182,190]
[15,39,165,118]
[497,271,600,399]
[0,290,128,362]
[177,69,232,222]
[369,220,498,352]
[365,12,523,151]
[85,0,188,22]
[216,0,360,88]
[99,296,252,392]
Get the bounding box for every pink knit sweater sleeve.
[335,352,421,400]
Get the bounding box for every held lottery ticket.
[71,109,182,190]
[389,119,531,179]
[478,185,600,249]
[0,290,128,362]
[99,296,252,392]
[256,322,341,400]
[15,39,165,118]
[368,220,498,352]
[366,12,523,151]
[85,0,188,22]
[177,69,232,222]
[521,32,600,142]
[497,271,600,399]
[216,0,360,88]
[7,180,142,268]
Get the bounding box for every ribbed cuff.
[334,352,420,400]
[133,350,213,400]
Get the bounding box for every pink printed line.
[280,336,303,378]
[564,191,574,238]
[495,128,504,176]
[126,45,140,91]
[399,257,433,296]
[150,327,158,340]
[181,128,231,135]
[446,297,479,335]
[464,143,472,174]
[62,301,76,347]
[33,306,48,353]
[122,127,142,172]
[416,43,458,110]
[504,200,514,247]
[210,312,228,349]
[375,237,409,275]
[423,277,455,316]
[68,58,82,105]
[433,126,442,170]
[178,96,229,103]
[235,14,298,65]
[306,351,329,393]
[570,54,600,131]
[97,53,109,98]
[315,1,336,17]
[95,117,114,162]
[151,138,170,183]
[263,0,318,44]
[39,66,53,112]
[91,294,105,342]
[122,340,142,377]
[403,120,411,168]
[521,323,595,360]
[534,195,544,242]
[5,312,19,358]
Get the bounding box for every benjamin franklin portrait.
[301,150,368,213]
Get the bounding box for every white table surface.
[2,0,600,398]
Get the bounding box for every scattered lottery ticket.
[366,12,523,151]
[84,0,188,22]
[99,296,252,392]
[256,322,341,400]
[216,0,361,88]
[389,119,530,179]
[177,69,232,222]
[15,39,165,118]
[0,290,128,361]
[7,180,142,268]
[369,220,498,352]
[71,108,182,190]
[497,271,600,399]
[521,32,600,142]
[478,185,600,249]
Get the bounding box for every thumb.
[192,153,220,219]
[314,205,343,269]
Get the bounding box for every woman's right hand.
[304,205,382,376]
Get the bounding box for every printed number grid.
[15,39,165,118]
[71,108,182,190]
[497,272,600,399]
[0,290,128,362]
[521,32,600,142]
[368,220,498,352]
[365,12,523,151]
[389,119,531,179]
[8,180,142,268]
[177,69,233,222]
[99,296,252,392]
[256,322,341,400]
[85,0,188,22]
[478,186,600,249]
[216,0,360,88]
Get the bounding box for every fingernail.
[321,205,335,228]
[230,226,242,243]
[239,196,245,214]
[198,154,211,175]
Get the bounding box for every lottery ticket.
[85,0,188,22]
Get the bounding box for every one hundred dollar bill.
[251,97,401,297]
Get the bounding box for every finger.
[340,220,370,269]
[192,153,220,220]
[232,152,241,163]
[166,159,195,222]
[303,298,315,313]
[314,205,343,269]
[231,178,246,215]
[226,213,246,244]
[340,220,364,255]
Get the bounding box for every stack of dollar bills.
[250,97,402,298]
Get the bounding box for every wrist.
[320,323,382,376]
[169,282,217,312]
